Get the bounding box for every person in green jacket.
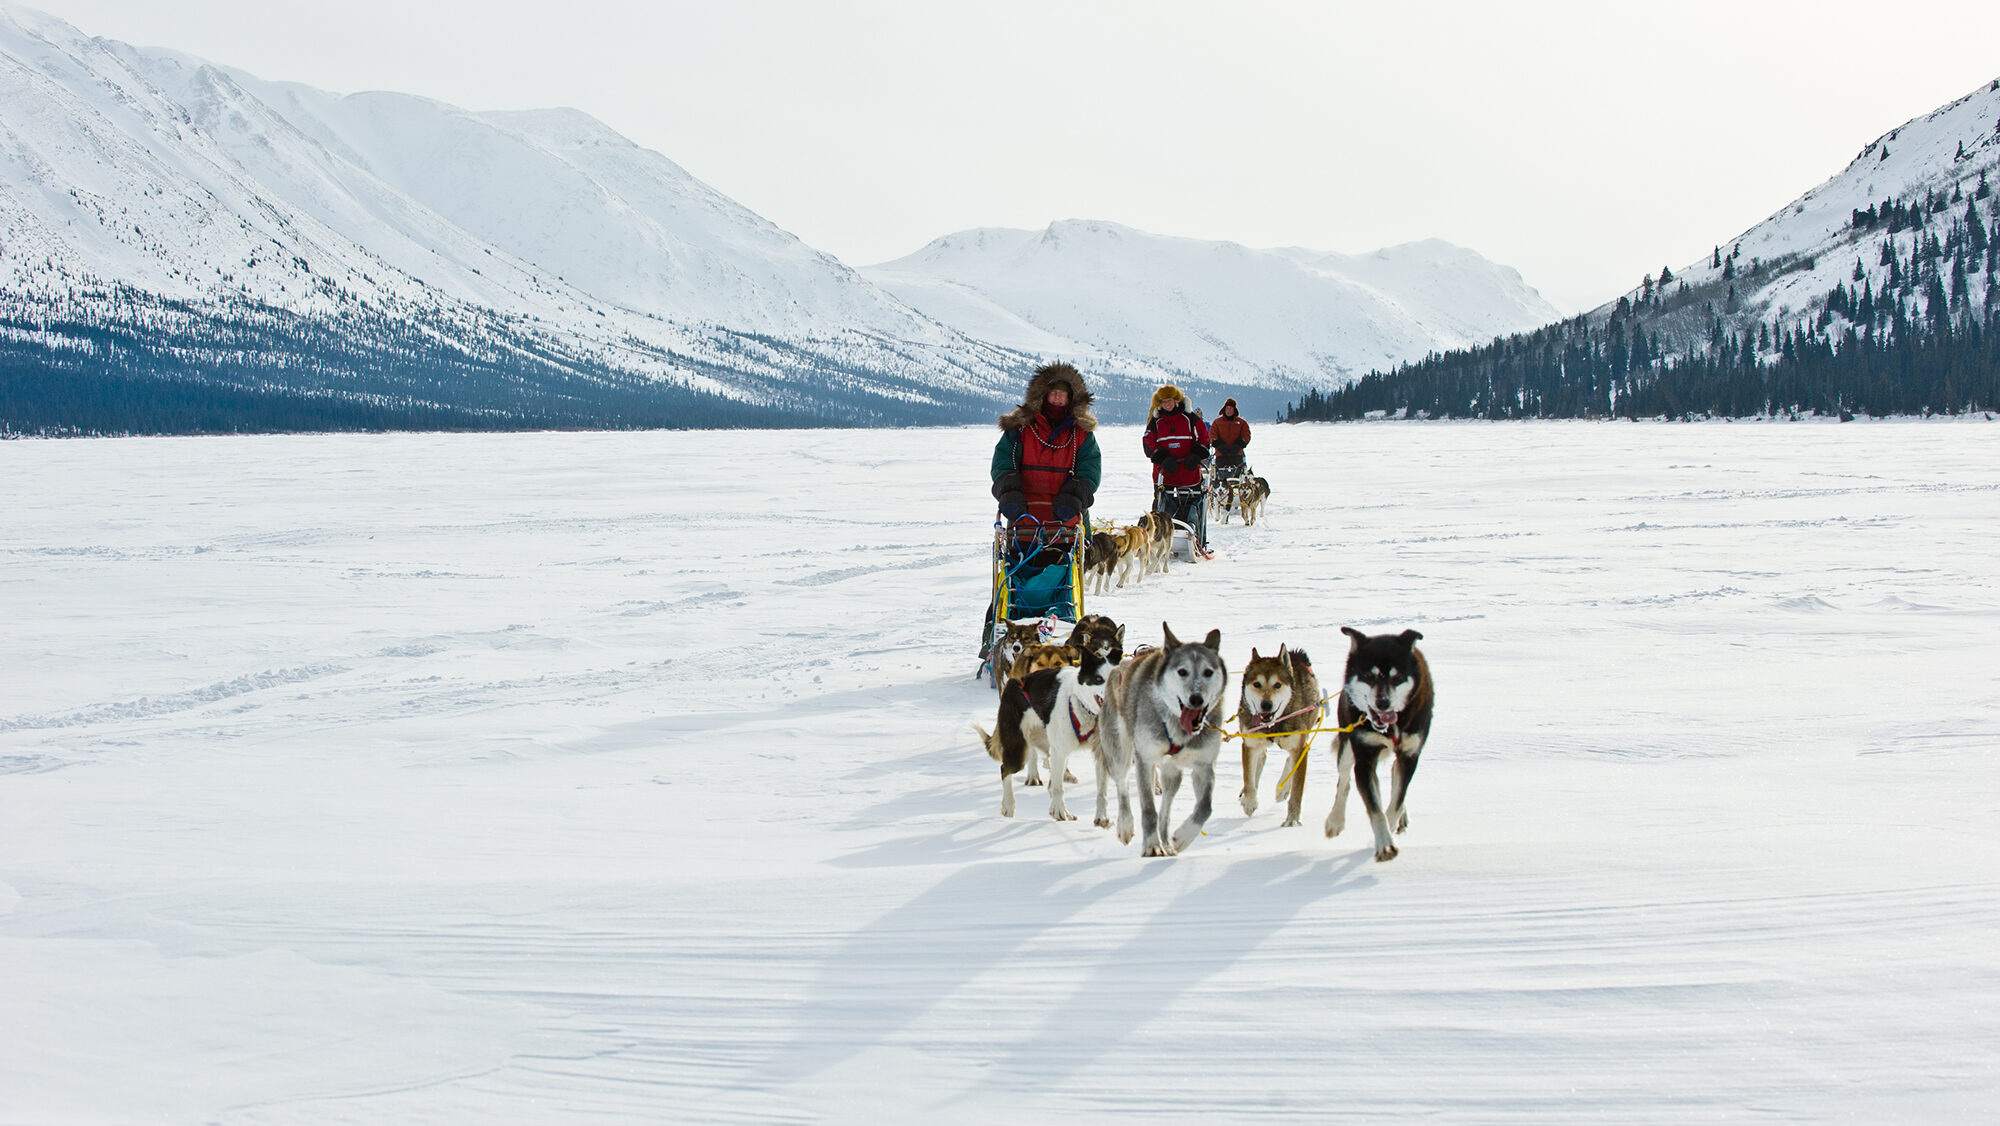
[990,362,1101,528]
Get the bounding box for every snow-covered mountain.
[0,3,1024,427]
[863,221,1560,390]
[1595,76,2000,346]
[1,3,1565,430]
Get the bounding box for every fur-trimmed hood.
[1149,384,1188,420]
[998,362,1097,432]
[1220,397,1239,415]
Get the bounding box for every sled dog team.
[976,616,1433,862]
[1077,511,1181,597]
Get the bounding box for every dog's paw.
[1171,825,1201,852]
[1394,810,1409,833]
[1117,819,1135,845]
[1093,816,1111,829]
[1050,808,1075,822]
[1274,780,1292,802]
[1023,776,1045,788]
[1280,814,1301,828]
[1065,769,1079,783]
[1324,814,1344,838]
[1239,795,1258,817]
[1374,843,1399,862]
[1142,838,1176,858]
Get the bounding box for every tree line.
[1286,177,1999,422]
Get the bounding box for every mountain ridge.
[864,219,1559,392]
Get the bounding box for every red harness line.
[1068,700,1097,743]
[1242,692,1333,736]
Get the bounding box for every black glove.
[1052,477,1095,522]
[992,472,1026,521]
[1148,448,1170,465]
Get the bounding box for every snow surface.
[4,422,1997,1122]
[865,222,1560,389]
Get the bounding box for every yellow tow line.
[1206,701,1370,801]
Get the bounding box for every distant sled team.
[975,616,1435,863]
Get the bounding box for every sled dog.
[1009,642,1080,783]
[1239,477,1271,525]
[1237,646,1323,827]
[1112,525,1151,588]
[992,620,1045,693]
[1137,511,1173,576]
[1325,628,1433,862]
[974,646,1117,821]
[1096,622,1228,855]
[1065,614,1125,664]
[1009,642,1079,683]
[1083,531,1120,596]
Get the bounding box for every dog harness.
[1067,698,1098,743]
[1243,693,1332,735]
[1364,710,1402,750]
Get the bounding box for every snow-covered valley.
[2,422,1996,1122]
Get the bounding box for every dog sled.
[978,515,1085,687]
[1154,484,1209,562]
[1207,460,1254,524]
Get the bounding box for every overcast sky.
[24,0,2000,313]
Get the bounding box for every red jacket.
[1211,412,1250,452]
[1144,409,1210,488]
[1007,414,1087,525]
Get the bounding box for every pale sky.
[22,0,2000,313]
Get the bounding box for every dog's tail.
[970,722,1000,762]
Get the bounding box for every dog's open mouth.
[1179,705,1205,735]
[1368,708,1399,732]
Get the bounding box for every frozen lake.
[3,420,1997,1123]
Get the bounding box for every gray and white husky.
[1095,622,1228,856]
[1324,627,1434,862]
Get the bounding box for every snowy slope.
[1606,76,2000,333]
[2,423,1996,1121]
[865,220,1559,389]
[0,4,1022,419]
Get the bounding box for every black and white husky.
[1096,623,1228,856]
[1325,627,1434,862]
[974,645,1117,821]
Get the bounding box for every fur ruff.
[1149,384,1188,419]
[998,363,1097,433]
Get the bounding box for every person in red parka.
[1144,384,1210,490]
[1210,397,1251,477]
[1144,384,1211,550]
